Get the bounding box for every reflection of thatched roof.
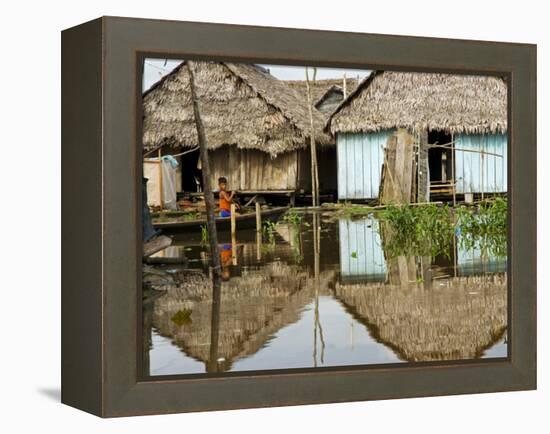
[152,263,335,371]
[143,62,331,156]
[327,71,507,135]
[284,78,360,114]
[335,274,507,362]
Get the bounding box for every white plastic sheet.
[143,156,179,209]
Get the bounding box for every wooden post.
[451,134,456,207]
[480,139,485,201]
[231,203,237,265]
[256,231,262,262]
[230,203,236,236]
[255,202,261,233]
[157,148,164,209]
[305,67,319,207]
[187,61,222,283]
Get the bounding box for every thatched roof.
[284,78,360,114]
[335,273,507,362]
[142,61,332,156]
[327,71,508,135]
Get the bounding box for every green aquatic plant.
[376,199,507,260]
[378,203,454,259]
[455,198,507,258]
[262,220,277,244]
[171,309,192,327]
[200,224,209,245]
[283,210,306,226]
[336,204,375,219]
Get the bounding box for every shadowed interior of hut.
[428,130,454,198]
[179,148,202,193]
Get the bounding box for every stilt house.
[142,61,333,198]
[326,71,508,201]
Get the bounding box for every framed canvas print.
[61,16,536,417]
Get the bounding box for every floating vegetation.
[379,203,454,258]
[171,308,193,327]
[455,198,507,258]
[262,220,278,244]
[282,210,308,226]
[376,199,507,259]
[334,204,375,219]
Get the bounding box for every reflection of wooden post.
[312,212,325,366]
[231,203,237,265]
[255,202,261,232]
[256,231,261,262]
[255,202,262,262]
[157,148,164,209]
[207,280,221,373]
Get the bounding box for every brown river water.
[142,212,507,377]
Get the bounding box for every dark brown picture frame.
[61,16,536,417]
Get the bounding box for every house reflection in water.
[143,214,508,377]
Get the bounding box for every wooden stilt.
[255,202,261,233]
[451,134,456,207]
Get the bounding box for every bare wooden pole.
[305,67,319,207]
[481,139,485,201]
[451,133,456,207]
[255,202,262,233]
[187,61,222,282]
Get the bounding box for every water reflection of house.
[326,72,507,201]
[142,61,334,200]
[335,274,507,361]
[456,242,507,276]
[338,218,507,281]
[148,260,336,373]
[338,218,386,282]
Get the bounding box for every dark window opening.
[180,149,202,192]
[428,130,453,183]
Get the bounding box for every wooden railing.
[429,180,456,196]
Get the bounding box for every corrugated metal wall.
[454,133,507,194]
[338,218,386,280]
[337,131,392,199]
[456,241,507,276]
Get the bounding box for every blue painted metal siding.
[339,218,386,280]
[337,131,392,200]
[455,134,507,194]
[456,241,507,276]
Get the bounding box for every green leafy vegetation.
[200,224,209,245]
[282,210,309,226]
[376,199,507,259]
[262,220,277,244]
[455,198,507,258]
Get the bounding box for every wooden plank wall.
[208,146,300,191]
